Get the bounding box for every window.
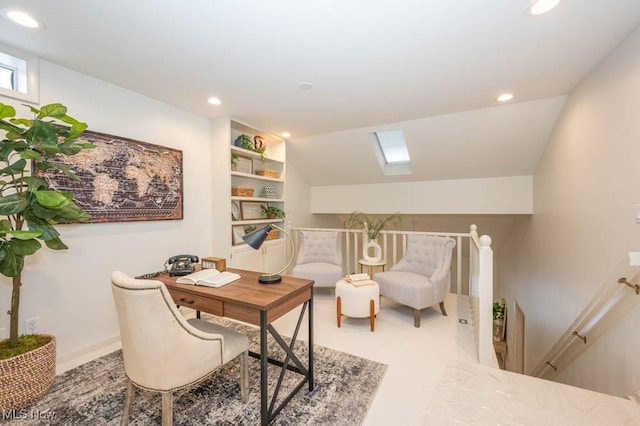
[370,129,413,175]
[0,44,39,103]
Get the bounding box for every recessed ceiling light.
[497,93,514,102]
[3,10,41,28]
[527,0,561,16]
[299,82,313,90]
[207,97,221,105]
[281,132,291,138]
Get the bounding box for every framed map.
[39,130,183,223]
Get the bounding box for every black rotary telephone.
[165,254,199,276]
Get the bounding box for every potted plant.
[343,211,402,240]
[231,153,239,171]
[234,133,253,150]
[0,102,93,410]
[260,205,285,219]
[493,301,506,341]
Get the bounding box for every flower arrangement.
[343,211,401,240]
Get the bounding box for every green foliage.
[0,103,93,278]
[260,205,285,219]
[231,153,239,165]
[0,334,51,359]
[0,102,93,347]
[343,211,402,240]
[493,301,506,321]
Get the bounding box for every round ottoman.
[335,279,380,332]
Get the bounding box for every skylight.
[370,129,413,175]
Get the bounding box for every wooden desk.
[157,269,314,425]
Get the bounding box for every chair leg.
[336,296,342,327]
[239,350,249,403]
[161,392,173,426]
[121,378,136,426]
[370,299,375,332]
[414,309,421,327]
[439,301,448,316]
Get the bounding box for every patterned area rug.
[8,318,387,425]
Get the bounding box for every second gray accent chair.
[374,234,456,327]
[291,230,343,287]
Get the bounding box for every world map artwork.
[39,130,183,223]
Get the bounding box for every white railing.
[468,225,497,367]
[290,224,496,366]
[531,253,640,379]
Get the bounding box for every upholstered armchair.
[374,235,456,327]
[110,271,249,426]
[291,230,343,288]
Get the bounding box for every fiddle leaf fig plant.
[0,102,94,351]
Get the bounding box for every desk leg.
[260,310,268,426]
[254,303,313,425]
[309,291,314,391]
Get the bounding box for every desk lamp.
[242,224,295,284]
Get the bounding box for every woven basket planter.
[0,335,56,411]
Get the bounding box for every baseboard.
[56,335,121,375]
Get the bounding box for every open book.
[344,273,376,287]
[176,268,241,288]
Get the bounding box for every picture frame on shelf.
[232,226,246,245]
[240,201,266,220]
[235,156,253,174]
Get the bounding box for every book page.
[176,268,220,284]
[197,271,241,288]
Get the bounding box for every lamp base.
[259,274,282,284]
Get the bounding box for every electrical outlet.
[25,317,39,334]
[0,327,6,339]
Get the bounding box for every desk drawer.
[169,288,224,316]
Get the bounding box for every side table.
[335,279,380,332]
[358,259,387,278]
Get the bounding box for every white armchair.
[374,235,456,327]
[291,230,343,288]
[110,271,249,426]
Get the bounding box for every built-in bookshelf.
[228,120,286,272]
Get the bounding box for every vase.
[362,237,382,262]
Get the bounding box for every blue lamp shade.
[242,224,273,250]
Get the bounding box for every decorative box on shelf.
[256,169,278,178]
[202,257,226,271]
[261,185,278,199]
[231,186,254,197]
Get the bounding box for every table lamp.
[242,224,295,284]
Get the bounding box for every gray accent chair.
[291,230,343,287]
[374,235,456,327]
[111,271,249,426]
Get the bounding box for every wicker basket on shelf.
[231,186,254,197]
[255,169,278,178]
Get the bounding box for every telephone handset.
[165,254,199,276]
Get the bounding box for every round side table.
[358,259,387,278]
[335,279,380,332]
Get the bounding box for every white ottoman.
[335,279,380,332]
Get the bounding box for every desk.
[157,268,314,425]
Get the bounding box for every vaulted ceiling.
[0,1,639,185]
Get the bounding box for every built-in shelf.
[231,146,284,164]
[231,218,284,226]
[231,196,284,203]
[231,171,284,183]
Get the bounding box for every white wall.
[497,25,640,397]
[0,60,214,360]
[311,176,533,214]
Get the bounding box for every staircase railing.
[290,224,496,366]
[531,253,640,379]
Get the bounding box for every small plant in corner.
[0,103,93,356]
[261,205,285,219]
[493,301,505,322]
